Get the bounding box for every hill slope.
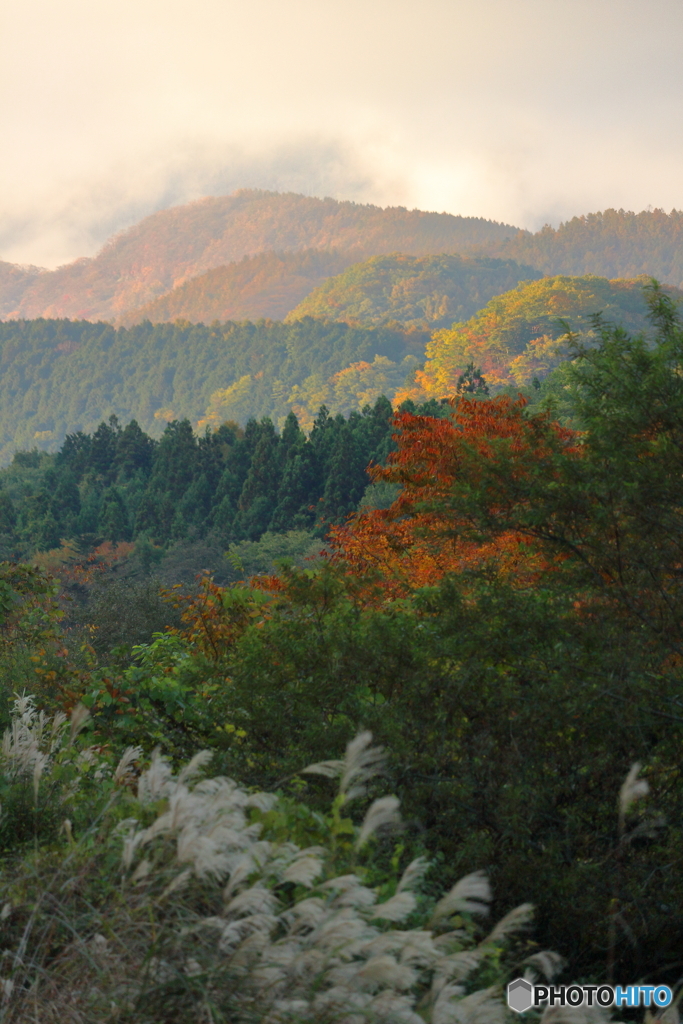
[409,275,683,399]
[0,262,44,318]
[499,208,683,285]
[3,191,522,322]
[118,250,359,326]
[285,254,542,329]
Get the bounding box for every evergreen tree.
[90,416,122,481]
[232,419,283,540]
[114,419,156,479]
[270,443,323,532]
[99,487,131,543]
[317,421,368,526]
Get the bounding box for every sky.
[2,0,683,268]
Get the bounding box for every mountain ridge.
[1,190,522,322]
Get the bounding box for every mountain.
[498,208,683,286]
[1,191,523,322]
[285,254,542,329]
[0,261,43,318]
[407,274,683,400]
[118,250,359,326]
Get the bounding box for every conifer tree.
[232,419,283,540]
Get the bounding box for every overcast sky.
[2,0,683,267]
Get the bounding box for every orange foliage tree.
[329,395,579,602]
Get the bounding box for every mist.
[2,0,683,268]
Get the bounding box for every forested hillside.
[0,318,425,462]
[286,253,542,328]
[2,274,679,463]
[499,207,683,284]
[118,249,358,326]
[5,197,683,331]
[1,190,522,322]
[399,273,683,401]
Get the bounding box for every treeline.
[0,396,444,557]
[500,207,683,285]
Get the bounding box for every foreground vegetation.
[0,705,558,1022]
[1,282,683,1012]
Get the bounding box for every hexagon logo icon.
[508,978,534,1013]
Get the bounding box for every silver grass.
[246,790,278,812]
[433,950,483,988]
[523,950,565,981]
[619,762,649,816]
[398,930,441,967]
[302,758,346,778]
[483,902,534,943]
[159,867,192,899]
[225,884,280,918]
[356,795,401,848]
[397,856,430,893]
[113,745,143,784]
[137,748,174,803]
[356,954,415,990]
[0,718,564,1024]
[68,703,90,746]
[283,854,324,887]
[322,875,378,909]
[431,871,492,923]
[340,731,387,804]
[282,896,327,931]
[434,985,506,1024]
[177,748,213,784]
[366,991,425,1024]
[130,858,152,884]
[32,753,46,800]
[371,891,417,921]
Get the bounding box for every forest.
[0,253,679,1015]
[0,272,678,465]
[0,317,425,461]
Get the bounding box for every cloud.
[2,0,683,266]
[0,136,411,268]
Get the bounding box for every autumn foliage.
[330,395,577,600]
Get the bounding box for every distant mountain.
[285,254,542,329]
[0,262,43,318]
[119,250,359,326]
[2,191,522,322]
[498,209,683,286]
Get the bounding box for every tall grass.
[0,700,558,1023]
